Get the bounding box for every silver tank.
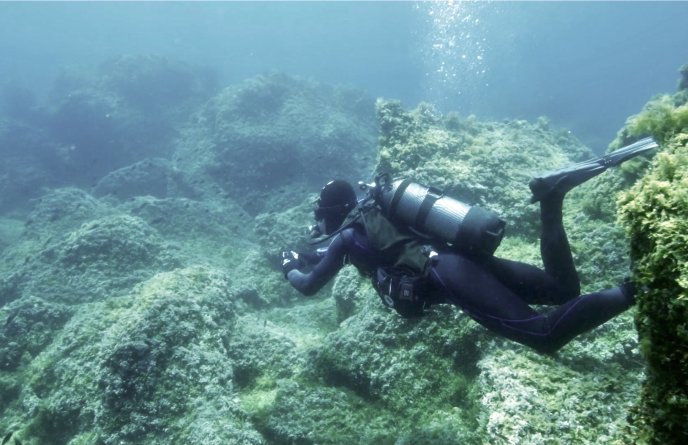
[377,179,505,256]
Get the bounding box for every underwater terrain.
[0,55,686,444]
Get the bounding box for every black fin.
[529,137,658,203]
[1,432,13,445]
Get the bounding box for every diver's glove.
[281,251,302,279]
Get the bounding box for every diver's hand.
[281,251,302,279]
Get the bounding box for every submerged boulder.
[44,55,218,187]
[3,266,263,445]
[92,157,199,201]
[121,194,257,268]
[21,187,113,239]
[98,54,218,114]
[175,73,377,215]
[3,214,181,305]
[0,117,59,213]
[0,296,72,372]
[618,79,688,443]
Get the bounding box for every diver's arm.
[298,247,328,266]
[287,234,348,296]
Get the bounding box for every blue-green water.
[1,1,687,148]
[0,2,687,444]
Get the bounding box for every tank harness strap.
[389,178,412,217]
[415,186,442,229]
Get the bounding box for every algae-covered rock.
[331,264,373,322]
[255,380,393,445]
[228,316,306,390]
[2,266,263,445]
[92,157,199,201]
[0,296,72,372]
[0,217,23,253]
[0,117,58,213]
[618,91,688,442]
[121,194,257,268]
[95,267,247,444]
[175,73,377,214]
[0,188,116,306]
[476,346,643,445]
[45,55,217,186]
[309,301,486,444]
[254,194,316,260]
[22,187,113,240]
[4,214,181,305]
[98,54,218,114]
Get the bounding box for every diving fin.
[529,137,659,203]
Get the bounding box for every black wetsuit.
[287,194,633,354]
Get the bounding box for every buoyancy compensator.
[360,173,506,256]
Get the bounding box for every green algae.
[0,266,260,445]
[618,117,688,442]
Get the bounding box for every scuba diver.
[281,137,658,354]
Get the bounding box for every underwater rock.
[331,265,372,322]
[174,73,377,215]
[21,187,113,240]
[95,267,246,444]
[0,118,58,213]
[98,54,218,114]
[308,299,486,443]
[2,266,264,444]
[228,313,307,390]
[229,248,304,310]
[44,56,217,187]
[254,380,388,445]
[0,218,22,254]
[618,122,688,441]
[476,346,643,444]
[0,187,115,306]
[4,214,181,305]
[254,195,316,262]
[45,87,127,182]
[92,157,199,201]
[122,194,257,268]
[0,296,72,372]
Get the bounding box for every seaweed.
[617,75,688,444]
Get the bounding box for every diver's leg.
[481,192,580,303]
[539,191,580,300]
[526,138,658,296]
[429,254,556,350]
[429,254,634,353]
[529,285,635,353]
[480,256,567,305]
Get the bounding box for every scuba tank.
[363,173,506,256]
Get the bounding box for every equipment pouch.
[373,267,426,318]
